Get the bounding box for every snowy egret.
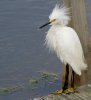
[40,4,87,94]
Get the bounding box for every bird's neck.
[52,24,66,28]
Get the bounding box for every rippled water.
[0,0,91,100]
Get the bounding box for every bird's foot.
[51,87,78,95]
[67,87,78,93]
[51,89,70,95]
[51,89,63,95]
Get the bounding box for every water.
[0,0,91,100]
[0,0,62,100]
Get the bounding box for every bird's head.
[40,4,71,29]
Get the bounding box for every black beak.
[39,21,51,29]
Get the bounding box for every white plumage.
[45,4,87,76]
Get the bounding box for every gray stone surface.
[32,84,91,100]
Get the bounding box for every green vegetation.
[0,85,22,94]
[0,71,60,94]
[28,79,39,90]
[38,71,59,77]
[29,79,38,85]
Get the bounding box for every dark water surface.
[0,0,62,100]
[0,0,91,100]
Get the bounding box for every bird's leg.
[62,64,69,93]
[68,70,77,93]
[52,64,69,95]
[71,70,75,88]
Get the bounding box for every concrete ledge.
[32,84,91,100]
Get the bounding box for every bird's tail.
[80,63,88,71]
[71,62,88,76]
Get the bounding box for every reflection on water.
[0,0,91,100]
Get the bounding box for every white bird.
[40,4,87,94]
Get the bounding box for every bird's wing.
[56,27,87,75]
